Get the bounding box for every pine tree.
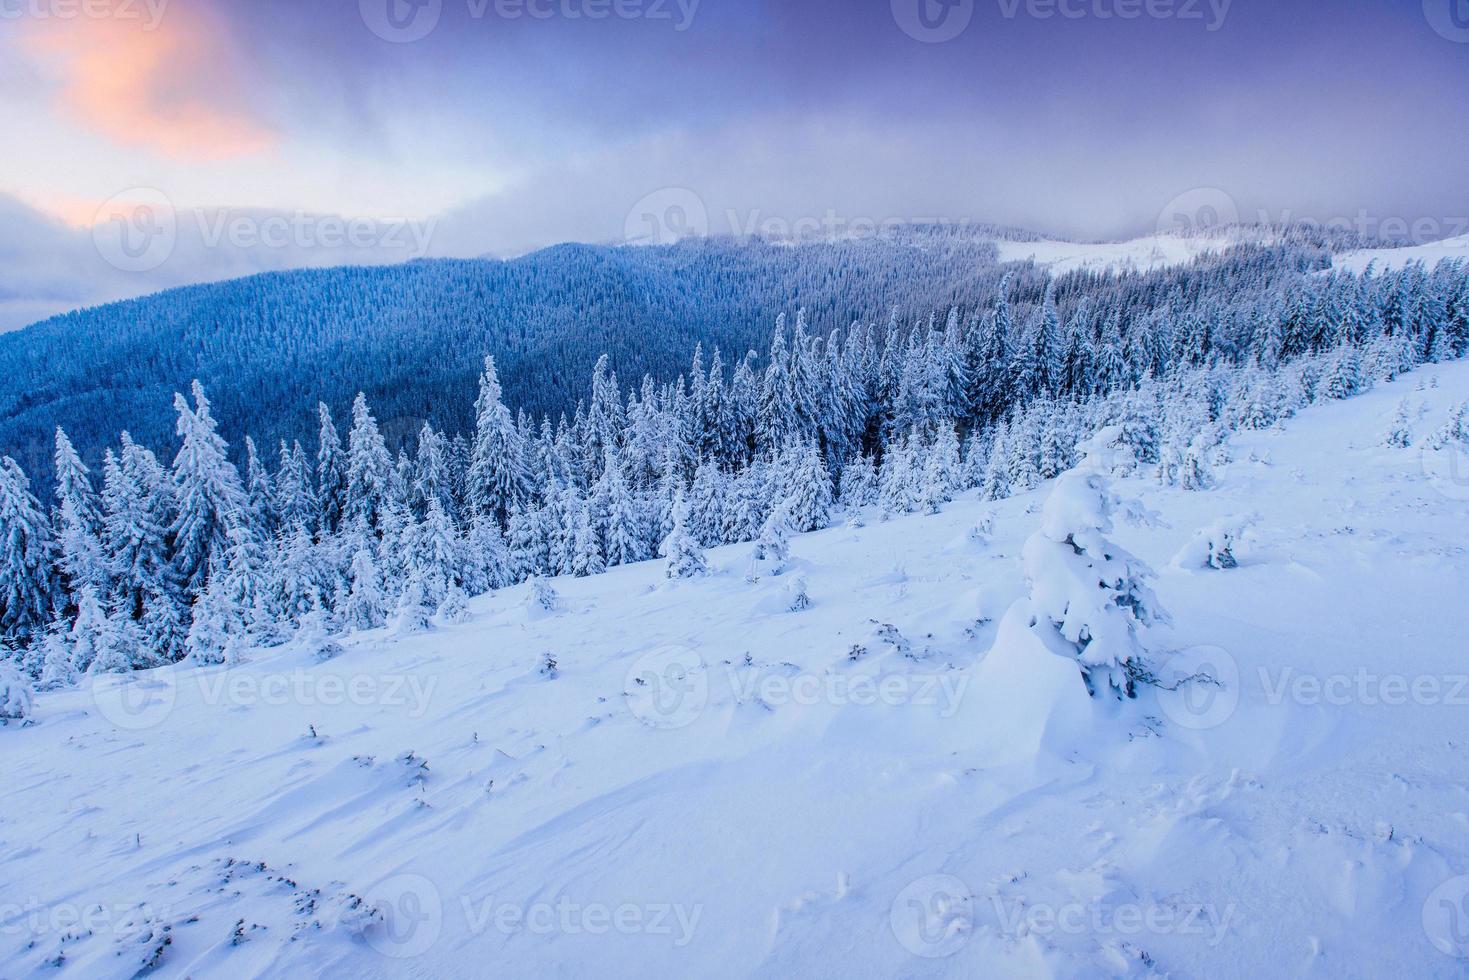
[105,434,174,622]
[751,499,792,575]
[170,382,247,600]
[53,427,108,598]
[783,442,833,533]
[593,447,644,568]
[1020,426,1168,699]
[468,356,531,521]
[661,489,710,579]
[0,456,60,645]
[317,403,347,534]
[344,393,394,532]
[839,453,878,508]
[342,545,387,632]
[392,575,433,636]
[569,499,605,578]
[1383,399,1413,448]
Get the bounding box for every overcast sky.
[2,0,1467,330]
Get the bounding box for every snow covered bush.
[1018,426,1169,699]
[1425,401,1468,450]
[436,583,472,625]
[525,576,559,616]
[0,663,33,725]
[1382,400,1414,448]
[1172,516,1255,570]
[660,490,710,580]
[392,578,433,636]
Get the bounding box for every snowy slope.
[994,229,1271,276]
[4,363,1469,978]
[1334,235,1469,273]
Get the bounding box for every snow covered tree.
[839,453,878,509]
[436,582,471,625]
[751,499,793,576]
[0,457,59,645]
[661,489,709,579]
[344,393,395,532]
[341,546,387,632]
[1019,426,1169,699]
[391,575,433,636]
[170,382,247,600]
[53,427,108,598]
[1383,399,1413,448]
[468,356,531,522]
[783,442,833,533]
[569,500,605,578]
[105,433,173,623]
[317,403,347,533]
[593,448,644,567]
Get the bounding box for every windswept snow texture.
[5,362,1469,978]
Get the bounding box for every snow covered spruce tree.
[170,383,248,601]
[661,489,709,579]
[0,456,59,647]
[1018,425,1169,699]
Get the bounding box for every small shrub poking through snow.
[1172,516,1255,570]
[786,576,811,612]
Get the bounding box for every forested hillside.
[0,236,1015,486]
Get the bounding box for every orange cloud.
[21,1,276,161]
